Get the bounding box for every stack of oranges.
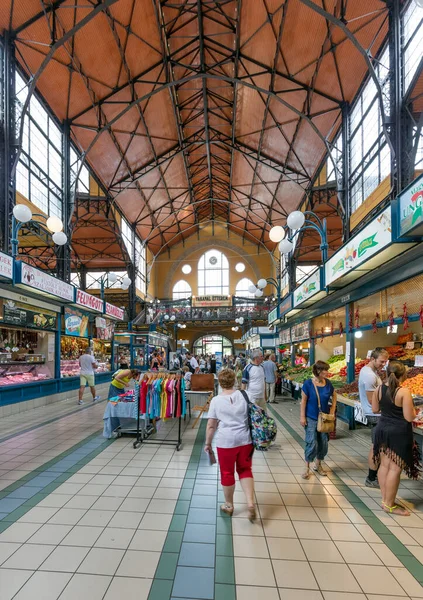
[403,374,423,396]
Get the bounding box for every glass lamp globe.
[164,314,170,321]
[182,264,191,274]
[287,211,305,230]
[257,279,267,289]
[269,226,285,243]
[52,231,67,246]
[235,262,245,273]
[122,276,132,287]
[254,289,263,298]
[235,318,239,324]
[279,239,293,254]
[13,204,32,223]
[46,216,63,233]
[354,331,363,339]
[238,317,244,325]
[248,284,257,294]
[170,315,176,321]
[108,272,118,283]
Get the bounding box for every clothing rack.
[133,371,187,451]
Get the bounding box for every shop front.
[114,325,170,370]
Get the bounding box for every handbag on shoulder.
[312,380,335,433]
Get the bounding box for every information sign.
[333,346,343,356]
[415,356,423,367]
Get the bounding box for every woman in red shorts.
[204,368,256,521]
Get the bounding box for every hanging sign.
[76,289,103,313]
[279,294,292,317]
[268,306,279,325]
[65,307,90,338]
[3,300,57,329]
[192,295,231,307]
[399,173,423,235]
[19,263,74,301]
[0,253,13,280]
[291,321,310,342]
[325,207,392,286]
[333,345,344,356]
[415,356,423,367]
[95,317,115,341]
[293,269,321,307]
[279,328,291,344]
[105,302,124,321]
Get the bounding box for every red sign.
[76,289,103,313]
[105,302,124,321]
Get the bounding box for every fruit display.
[385,346,405,359]
[406,367,423,379]
[337,381,359,395]
[403,374,423,396]
[339,359,369,378]
[328,354,345,364]
[399,347,423,362]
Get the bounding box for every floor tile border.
[0,432,115,533]
[268,404,423,584]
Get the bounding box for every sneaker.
[312,462,327,476]
[365,477,380,488]
[93,396,100,402]
[78,400,85,405]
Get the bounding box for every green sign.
[399,174,423,235]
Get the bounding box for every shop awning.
[293,268,326,309]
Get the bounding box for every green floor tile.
[155,552,178,580]
[182,479,195,490]
[216,534,233,556]
[148,579,173,600]
[350,503,373,517]
[185,469,197,479]
[215,583,236,600]
[363,516,390,535]
[398,555,423,581]
[169,513,187,532]
[53,473,72,483]
[375,534,412,557]
[163,531,184,553]
[216,516,232,535]
[215,555,235,584]
[2,506,29,521]
[174,500,190,515]
[178,489,193,502]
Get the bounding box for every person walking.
[242,349,266,408]
[78,348,100,405]
[205,368,256,521]
[372,361,420,517]
[358,348,389,487]
[187,352,200,374]
[263,353,278,404]
[108,368,141,399]
[300,360,337,479]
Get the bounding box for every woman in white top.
[205,369,256,521]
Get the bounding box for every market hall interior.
[1,0,423,599]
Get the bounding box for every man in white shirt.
[78,348,100,405]
[187,352,200,374]
[242,349,266,408]
[358,347,389,487]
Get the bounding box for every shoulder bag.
[312,380,335,434]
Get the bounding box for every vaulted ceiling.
[2,0,389,256]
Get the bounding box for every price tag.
[415,356,423,367]
[406,341,415,350]
[346,341,351,363]
[333,345,343,356]
[367,350,372,359]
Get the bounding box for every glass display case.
[0,327,55,386]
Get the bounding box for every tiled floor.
[0,395,423,599]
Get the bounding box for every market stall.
[113,326,170,371]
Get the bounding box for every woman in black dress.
[372,361,420,517]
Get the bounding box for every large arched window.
[173,280,192,300]
[235,278,255,297]
[198,250,229,295]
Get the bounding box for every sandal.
[301,468,311,480]
[220,504,234,516]
[248,506,256,522]
[381,502,410,517]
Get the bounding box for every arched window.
[235,278,255,297]
[173,280,192,300]
[198,249,229,295]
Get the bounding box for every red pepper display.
[402,303,409,330]
[339,359,370,378]
[372,312,380,334]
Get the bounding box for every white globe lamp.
[52,231,67,246]
[235,263,245,273]
[108,272,118,283]
[354,331,363,339]
[164,314,170,321]
[255,289,263,298]
[182,264,191,274]
[122,276,132,287]
[269,225,285,243]
[248,284,257,294]
[238,317,244,325]
[287,211,305,230]
[235,318,239,324]
[13,204,32,223]
[257,279,267,289]
[279,238,293,254]
[46,216,63,233]
[170,315,176,321]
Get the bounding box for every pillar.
[346,303,355,384]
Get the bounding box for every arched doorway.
[193,335,233,357]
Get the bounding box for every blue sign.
[215,351,223,371]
